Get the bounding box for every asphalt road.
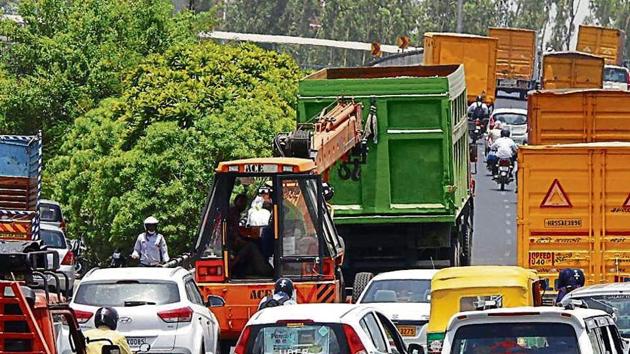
[471,93,527,266]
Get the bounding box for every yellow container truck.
[489,27,537,100]
[541,51,604,89]
[576,24,625,65]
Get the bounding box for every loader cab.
[194,158,344,284]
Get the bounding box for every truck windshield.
[450,323,579,354]
[360,279,431,303]
[574,295,630,337]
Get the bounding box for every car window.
[248,323,344,354]
[39,204,62,222]
[185,279,204,305]
[494,113,527,125]
[588,327,604,354]
[74,281,180,306]
[376,312,407,354]
[604,67,627,83]
[40,229,67,249]
[360,279,431,304]
[361,312,387,352]
[450,322,579,354]
[607,325,624,354]
[573,294,630,338]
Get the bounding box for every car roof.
[40,223,64,233]
[566,283,630,297]
[82,267,189,282]
[492,108,527,115]
[248,304,371,325]
[432,266,538,291]
[604,65,628,70]
[371,269,439,281]
[39,199,61,207]
[447,306,609,331]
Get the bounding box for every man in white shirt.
[490,128,518,177]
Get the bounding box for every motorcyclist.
[258,278,297,311]
[556,268,585,303]
[490,128,518,177]
[467,95,489,121]
[84,307,132,354]
[486,121,502,163]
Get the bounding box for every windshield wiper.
[123,300,156,307]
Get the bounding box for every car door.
[184,277,214,349]
[359,312,390,354]
[375,311,409,354]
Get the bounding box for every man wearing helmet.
[85,307,132,354]
[490,128,518,177]
[467,95,489,121]
[131,216,169,267]
[258,278,297,310]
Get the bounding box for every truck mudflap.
[198,280,341,340]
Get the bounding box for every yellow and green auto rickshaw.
[427,266,545,353]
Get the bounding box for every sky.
[543,0,591,48]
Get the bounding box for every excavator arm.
[273,98,371,180]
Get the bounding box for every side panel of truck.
[577,25,625,66]
[541,52,604,89]
[423,33,497,104]
[489,27,536,80]
[528,89,630,144]
[517,144,630,287]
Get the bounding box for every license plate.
[397,325,417,337]
[499,166,509,171]
[127,337,147,347]
[502,79,517,86]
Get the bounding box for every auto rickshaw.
[426,266,545,353]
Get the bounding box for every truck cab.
[191,157,345,343]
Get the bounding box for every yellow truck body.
[517,143,630,288]
[489,27,536,80]
[423,32,497,104]
[528,89,630,144]
[541,51,604,89]
[576,25,625,65]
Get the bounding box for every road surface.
[471,94,527,265]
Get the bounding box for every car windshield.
[450,322,579,354]
[74,281,180,307]
[360,279,431,303]
[249,323,344,354]
[604,68,627,83]
[574,294,630,337]
[494,113,527,125]
[39,204,62,222]
[40,229,66,249]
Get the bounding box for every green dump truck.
[297,65,473,291]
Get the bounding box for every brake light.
[343,324,367,354]
[499,159,511,166]
[61,250,75,265]
[234,326,252,354]
[157,307,193,323]
[74,309,93,324]
[199,264,223,276]
[276,319,315,326]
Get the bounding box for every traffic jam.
[3,22,630,354]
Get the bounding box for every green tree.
[47,42,301,260]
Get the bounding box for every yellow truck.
[423,32,498,105]
[489,27,537,100]
[541,51,604,89]
[528,89,630,145]
[517,143,630,289]
[576,24,625,65]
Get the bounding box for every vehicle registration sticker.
[126,337,147,347]
[397,325,417,337]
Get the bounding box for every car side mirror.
[207,295,225,308]
[408,343,424,354]
[322,183,334,201]
[101,345,121,354]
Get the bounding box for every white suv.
[441,306,625,354]
[70,267,221,354]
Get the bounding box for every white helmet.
[144,216,159,225]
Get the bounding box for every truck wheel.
[352,272,374,303]
[462,214,472,266]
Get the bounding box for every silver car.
[490,108,528,145]
[37,224,76,295]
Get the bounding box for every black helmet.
[274,278,294,298]
[476,95,482,102]
[501,128,511,138]
[94,307,119,330]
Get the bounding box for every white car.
[37,224,76,295]
[489,108,528,145]
[70,267,221,354]
[356,269,438,350]
[39,199,66,232]
[604,65,629,90]
[562,283,630,340]
[441,306,625,354]
[235,303,422,354]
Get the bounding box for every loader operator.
[85,307,132,354]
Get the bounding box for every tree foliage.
[47,42,301,259]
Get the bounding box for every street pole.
[456,0,464,33]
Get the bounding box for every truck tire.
[352,272,374,303]
[461,213,472,266]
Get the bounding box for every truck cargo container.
[423,33,498,105]
[528,89,630,144]
[0,133,42,240]
[541,51,604,89]
[298,64,473,283]
[577,25,625,66]
[488,27,537,99]
[517,143,630,288]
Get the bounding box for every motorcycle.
[470,119,483,144]
[494,158,514,191]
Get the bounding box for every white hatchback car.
[441,306,625,354]
[489,108,528,145]
[356,269,438,350]
[70,267,221,354]
[235,303,422,354]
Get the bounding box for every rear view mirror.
[322,183,334,201]
[101,345,121,354]
[207,295,225,308]
[408,343,424,354]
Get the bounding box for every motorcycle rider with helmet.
[258,278,298,311]
[84,307,133,354]
[490,128,518,177]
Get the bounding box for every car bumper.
[120,324,203,354]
